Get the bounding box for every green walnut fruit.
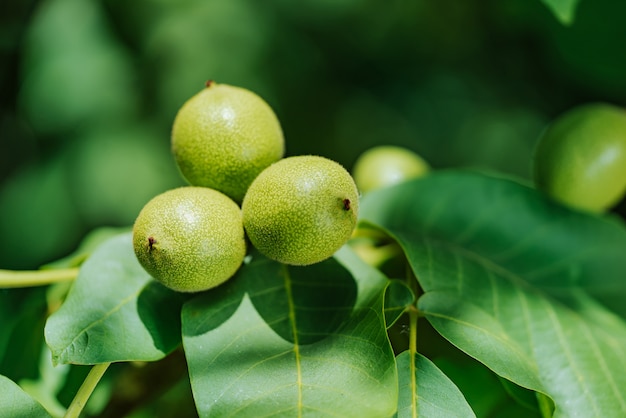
[352,145,430,194]
[242,155,359,265]
[349,225,402,269]
[533,103,626,212]
[171,81,285,202]
[133,187,246,292]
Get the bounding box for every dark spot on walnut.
[148,237,157,251]
[343,199,351,211]
[205,79,215,88]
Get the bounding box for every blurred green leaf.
[19,0,136,133]
[19,0,137,133]
[0,153,80,269]
[22,0,123,65]
[0,288,48,382]
[396,351,475,417]
[19,51,136,133]
[544,1,626,100]
[360,170,626,417]
[143,0,274,120]
[66,124,182,227]
[540,0,579,25]
[0,374,52,418]
[44,232,186,365]
[182,249,397,418]
[19,346,71,418]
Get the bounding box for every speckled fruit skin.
[533,103,626,212]
[171,81,284,203]
[242,155,359,266]
[132,187,246,292]
[352,145,430,194]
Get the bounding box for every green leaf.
[44,232,186,365]
[19,344,71,418]
[0,375,52,418]
[360,170,626,417]
[362,170,626,315]
[498,377,544,414]
[384,280,414,328]
[182,248,397,418]
[433,356,536,417]
[541,0,580,25]
[396,351,475,417]
[0,288,47,382]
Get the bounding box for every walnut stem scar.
[148,237,157,251]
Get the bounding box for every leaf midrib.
[283,264,303,417]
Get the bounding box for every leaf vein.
[424,310,537,371]
[61,288,140,360]
[543,299,602,416]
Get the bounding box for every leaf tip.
[541,0,580,26]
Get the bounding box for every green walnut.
[349,221,403,271]
[533,103,626,212]
[171,81,285,202]
[242,155,359,265]
[352,145,430,194]
[132,187,246,292]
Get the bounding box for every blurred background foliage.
[1,0,626,270]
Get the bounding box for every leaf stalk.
[64,362,110,418]
[0,268,79,288]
